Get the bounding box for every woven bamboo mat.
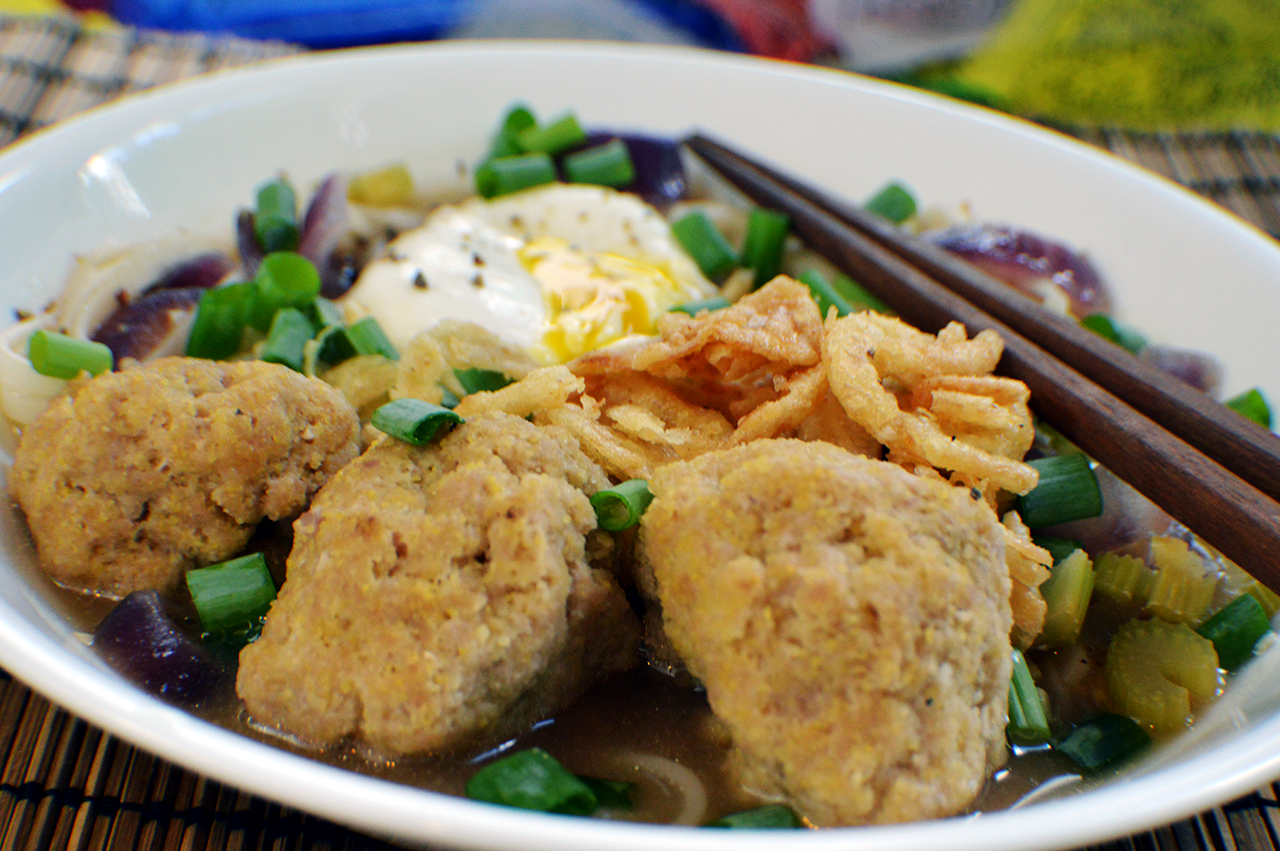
[1,10,1279,851]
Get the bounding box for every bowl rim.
[0,37,1278,851]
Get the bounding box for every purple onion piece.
[236,209,264,278]
[147,252,235,293]
[925,223,1112,318]
[1141,345,1223,395]
[575,131,688,207]
[92,590,230,707]
[91,286,206,361]
[298,173,354,298]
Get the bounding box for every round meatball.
[639,439,1012,827]
[9,357,360,596]
[237,413,641,755]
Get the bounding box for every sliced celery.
[1144,536,1218,624]
[1037,549,1095,647]
[1093,552,1150,607]
[1105,618,1220,736]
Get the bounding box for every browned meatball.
[9,357,360,597]
[237,412,641,755]
[639,439,1012,826]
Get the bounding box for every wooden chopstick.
[684,132,1280,592]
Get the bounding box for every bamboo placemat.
[1,10,1279,851]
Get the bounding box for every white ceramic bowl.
[0,40,1278,851]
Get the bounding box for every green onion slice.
[1080,313,1147,354]
[250,252,321,332]
[1197,593,1271,670]
[475,153,558,199]
[1016,454,1104,529]
[1225,387,1273,429]
[487,103,538,160]
[832,273,891,314]
[465,748,597,815]
[371,398,462,445]
[863,181,917,224]
[185,552,276,635]
[797,269,853,318]
[27,330,112,379]
[707,804,802,829]
[454,368,514,396]
[259,307,316,373]
[1032,535,1086,565]
[590,479,654,531]
[185,281,256,360]
[740,207,790,289]
[254,178,300,253]
[563,138,635,188]
[1007,648,1052,746]
[671,211,738,281]
[669,296,732,316]
[1054,713,1150,773]
[515,112,587,156]
[345,315,399,360]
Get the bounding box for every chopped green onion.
[27,330,112,379]
[579,776,632,810]
[465,748,597,815]
[371,398,462,445]
[185,552,276,635]
[707,804,802,829]
[345,315,399,360]
[487,103,538,160]
[671,211,738,280]
[563,138,635,188]
[669,296,732,316]
[254,178,299,253]
[1055,713,1150,773]
[515,112,587,156]
[439,386,461,409]
[1226,387,1272,429]
[307,297,344,330]
[250,252,321,332]
[259,308,316,373]
[1080,313,1147,354]
[1032,535,1085,565]
[1007,648,1051,746]
[740,207,790,289]
[1037,548,1095,647]
[1197,593,1271,670]
[454,368,514,395]
[832,273,891,314]
[186,281,256,360]
[475,153,558,199]
[313,323,356,367]
[1015,454,1103,529]
[797,269,853,318]
[590,479,653,531]
[863,181,917,224]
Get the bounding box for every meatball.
[9,357,360,597]
[236,412,641,755]
[638,439,1012,827]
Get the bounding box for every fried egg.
[345,183,717,363]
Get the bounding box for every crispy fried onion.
[823,312,1038,498]
[1002,510,1052,648]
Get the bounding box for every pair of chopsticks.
[684,133,1280,593]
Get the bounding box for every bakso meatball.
[237,412,641,755]
[638,439,1012,827]
[9,357,360,597]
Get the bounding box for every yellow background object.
[955,0,1280,130]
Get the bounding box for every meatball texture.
[639,439,1012,827]
[9,357,360,597]
[237,413,641,755]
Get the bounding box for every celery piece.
[1093,552,1151,607]
[1037,549,1095,647]
[1144,536,1219,624]
[1105,618,1220,736]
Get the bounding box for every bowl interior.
[0,40,1278,851]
